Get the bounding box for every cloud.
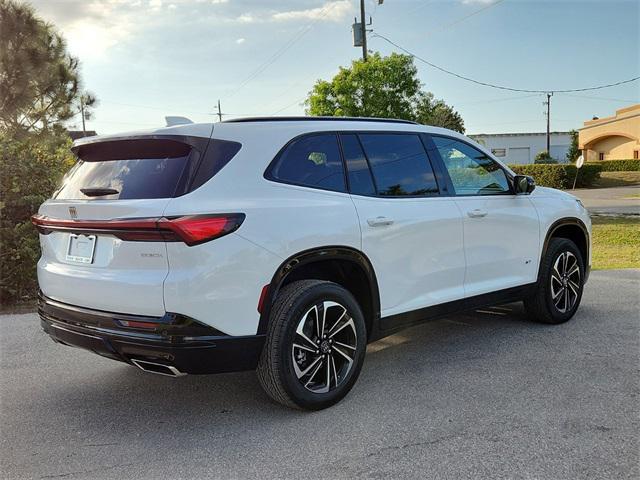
[236,38,246,44]
[271,1,352,23]
[29,0,353,58]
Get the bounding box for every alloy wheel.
[550,251,581,313]
[291,301,357,394]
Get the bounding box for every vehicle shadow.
[11,300,602,478]
[43,302,542,424]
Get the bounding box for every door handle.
[367,216,394,227]
[467,209,488,218]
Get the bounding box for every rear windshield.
[55,138,240,200]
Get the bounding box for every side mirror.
[514,175,535,195]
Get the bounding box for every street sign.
[576,155,584,169]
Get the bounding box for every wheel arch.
[541,217,590,279]
[257,246,381,340]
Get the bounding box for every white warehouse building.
[469,132,572,165]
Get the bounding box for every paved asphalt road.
[570,186,640,215]
[1,269,638,479]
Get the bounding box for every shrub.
[586,159,640,172]
[534,151,557,164]
[509,164,601,189]
[0,133,75,305]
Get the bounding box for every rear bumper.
[38,294,265,375]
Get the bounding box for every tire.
[257,280,367,410]
[524,238,585,324]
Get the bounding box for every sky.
[30,0,640,135]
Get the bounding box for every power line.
[225,1,338,100]
[372,32,640,94]
[422,0,506,40]
[562,93,639,103]
[271,96,307,115]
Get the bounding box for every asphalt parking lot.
[1,269,638,479]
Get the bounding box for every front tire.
[525,238,585,324]
[257,280,367,410]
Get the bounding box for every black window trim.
[264,131,350,194]
[426,133,516,197]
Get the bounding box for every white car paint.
[36,119,591,337]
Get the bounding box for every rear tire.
[257,280,367,410]
[524,238,585,324]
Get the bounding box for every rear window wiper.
[80,187,119,197]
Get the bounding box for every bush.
[0,133,75,305]
[586,159,640,172]
[509,164,601,189]
[534,151,557,164]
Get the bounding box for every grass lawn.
[591,216,640,270]
[593,171,640,188]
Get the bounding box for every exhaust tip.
[131,359,186,377]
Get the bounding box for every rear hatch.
[35,137,203,316]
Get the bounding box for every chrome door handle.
[467,209,488,218]
[367,216,394,227]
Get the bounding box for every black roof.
[223,116,418,125]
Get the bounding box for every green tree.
[305,52,464,133]
[566,129,580,163]
[0,0,96,137]
[534,151,557,164]
[0,0,95,304]
[0,135,75,303]
[414,92,465,133]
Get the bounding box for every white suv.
[33,117,591,410]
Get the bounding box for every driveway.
[569,186,640,215]
[1,269,638,479]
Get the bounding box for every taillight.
[159,214,245,246]
[31,213,245,246]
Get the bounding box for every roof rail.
[223,116,419,125]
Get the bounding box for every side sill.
[371,283,536,342]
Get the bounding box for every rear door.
[343,132,465,327]
[37,137,203,316]
[429,135,539,298]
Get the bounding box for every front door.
[429,135,540,298]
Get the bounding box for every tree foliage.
[566,129,580,163]
[305,52,464,133]
[0,134,75,303]
[0,0,96,136]
[534,151,557,164]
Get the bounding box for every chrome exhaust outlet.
[131,359,186,377]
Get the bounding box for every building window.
[491,148,506,157]
[634,150,639,160]
[598,152,605,161]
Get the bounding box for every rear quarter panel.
[162,124,361,335]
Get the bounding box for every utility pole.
[544,92,553,153]
[216,99,223,122]
[80,97,86,136]
[360,0,367,61]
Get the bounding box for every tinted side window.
[190,139,242,191]
[358,133,439,197]
[431,136,510,195]
[268,133,346,192]
[339,134,376,196]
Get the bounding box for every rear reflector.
[31,213,245,246]
[117,320,158,330]
[257,284,270,314]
